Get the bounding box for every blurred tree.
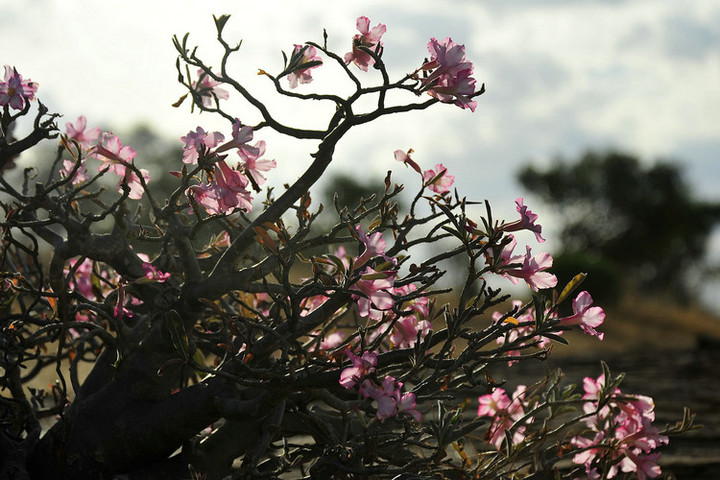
[518,150,720,304]
[321,172,394,211]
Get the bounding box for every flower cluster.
[90,133,150,200]
[63,252,170,327]
[317,224,434,421]
[570,375,668,480]
[419,37,478,111]
[63,258,122,326]
[493,300,553,365]
[279,16,476,114]
[340,350,420,422]
[477,385,535,449]
[0,65,38,110]
[183,120,275,215]
[344,226,432,349]
[494,290,605,366]
[57,116,151,200]
[491,234,557,291]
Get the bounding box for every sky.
[3,0,720,305]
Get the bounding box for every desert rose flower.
[339,350,377,389]
[0,65,38,110]
[65,116,101,150]
[344,16,387,71]
[557,291,605,340]
[192,68,229,107]
[393,148,422,174]
[180,127,225,164]
[422,163,455,194]
[237,140,276,186]
[501,197,545,243]
[286,44,322,88]
[419,38,477,111]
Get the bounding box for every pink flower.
[393,148,422,174]
[422,163,455,194]
[363,376,421,422]
[571,375,668,479]
[123,168,151,200]
[237,140,276,186]
[187,159,253,215]
[365,375,397,419]
[419,38,477,111]
[623,451,662,480]
[180,127,225,164]
[187,182,216,213]
[90,133,137,177]
[351,267,396,320]
[394,284,430,319]
[383,284,432,349]
[60,159,89,185]
[0,66,38,110]
[557,291,605,340]
[396,390,421,422]
[477,388,511,417]
[65,116,101,150]
[90,134,150,199]
[500,239,557,291]
[301,295,329,317]
[318,331,344,351]
[478,386,530,449]
[339,350,377,389]
[501,197,545,243]
[329,245,352,273]
[353,225,387,269]
[581,374,611,401]
[390,316,432,349]
[286,44,322,89]
[426,69,477,112]
[216,119,260,159]
[192,69,229,107]
[142,262,170,283]
[66,258,95,300]
[421,38,473,84]
[344,16,387,71]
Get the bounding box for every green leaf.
[322,254,347,275]
[544,333,569,345]
[533,294,546,327]
[441,225,465,242]
[213,14,231,35]
[157,358,184,377]
[360,271,390,281]
[557,272,587,304]
[166,310,190,361]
